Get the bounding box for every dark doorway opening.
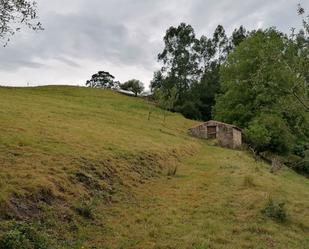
[207,126,217,139]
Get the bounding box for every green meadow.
[0,86,308,249]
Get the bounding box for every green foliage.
[175,100,201,120]
[157,23,200,98]
[292,142,309,158]
[153,23,246,120]
[231,26,248,47]
[86,71,117,89]
[120,79,144,97]
[155,86,177,111]
[215,28,308,155]
[0,224,51,249]
[261,198,287,222]
[244,114,294,154]
[244,121,271,153]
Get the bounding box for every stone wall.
[189,121,242,149]
[217,124,234,148]
[189,123,208,139]
[233,129,242,149]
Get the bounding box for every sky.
[0,0,308,89]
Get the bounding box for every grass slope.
[0,86,308,249]
[101,145,309,249]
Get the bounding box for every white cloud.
[0,0,308,89]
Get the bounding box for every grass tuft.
[261,197,287,222]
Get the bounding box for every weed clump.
[261,198,287,222]
[243,175,255,187]
[0,224,51,249]
[167,164,178,176]
[74,203,94,219]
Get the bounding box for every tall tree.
[231,26,248,47]
[0,0,43,45]
[153,23,248,121]
[194,25,240,120]
[211,25,230,64]
[157,23,201,101]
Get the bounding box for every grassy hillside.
[0,86,308,249]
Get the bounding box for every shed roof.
[189,120,242,131]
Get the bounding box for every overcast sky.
[0,0,308,89]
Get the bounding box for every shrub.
[261,198,287,222]
[75,204,93,219]
[0,224,51,249]
[244,114,294,155]
[292,142,308,158]
[244,122,271,153]
[175,101,201,120]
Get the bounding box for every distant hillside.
[0,86,308,249]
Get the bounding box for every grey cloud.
[0,0,308,87]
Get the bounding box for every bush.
[244,122,271,153]
[244,114,294,155]
[292,143,308,158]
[75,203,93,219]
[261,198,287,222]
[176,101,201,120]
[0,224,51,249]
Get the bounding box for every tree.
[0,0,43,45]
[150,71,164,91]
[191,62,220,120]
[157,23,201,102]
[86,71,117,89]
[294,4,309,110]
[120,79,144,97]
[191,25,240,120]
[244,114,294,155]
[211,25,230,64]
[231,26,248,47]
[152,24,248,121]
[214,29,309,154]
[298,4,309,34]
[154,87,178,123]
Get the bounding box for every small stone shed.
[189,120,242,149]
